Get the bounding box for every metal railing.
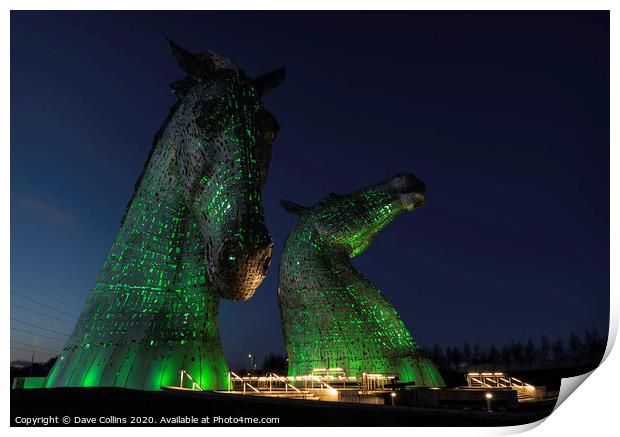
[226,372,342,398]
[466,372,534,389]
[179,369,203,391]
[358,372,397,393]
[466,372,538,400]
[267,372,304,394]
[309,376,338,395]
[228,371,261,394]
[225,370,397,397]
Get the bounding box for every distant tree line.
[421,328,607,372]
[261,353,288,375]
[247,329,607,377]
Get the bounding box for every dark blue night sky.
[10,11,609,367]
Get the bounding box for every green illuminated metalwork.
[45,40,284,391]
[278,174,445,387]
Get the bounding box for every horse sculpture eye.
[195,99,224,132]
[195,115,213,130]
[201,99,219,115]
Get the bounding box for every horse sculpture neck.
[279,221,418,368]
[45,99,227,391]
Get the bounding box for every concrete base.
[212,386,519,411]
[387,388,519,410]
[12,377,47,389]
[338,390,385,405]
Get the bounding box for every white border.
[4,2,616,436]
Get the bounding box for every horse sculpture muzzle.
[389,173,427,210]
[213,230,274,301]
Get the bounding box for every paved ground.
[11,387,555,427]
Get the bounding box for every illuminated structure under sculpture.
[278,174,445,387]
[45,40,284,390]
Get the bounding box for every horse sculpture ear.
[166,38,214,81]
[254,67,286,96]
[280,200,308,215]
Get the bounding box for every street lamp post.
[248,354,254,376]
[485,392,493,412]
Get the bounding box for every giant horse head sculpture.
[45,40,284,390]
[167,39,284,300]
[281,173,427,257]
[278,173,445,387]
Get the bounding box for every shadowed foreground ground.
[11,388,555,426]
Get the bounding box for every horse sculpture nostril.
[217,239,238,264]
[261,254,272,275]
[251,237,273,274]
[216,236,273,274]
